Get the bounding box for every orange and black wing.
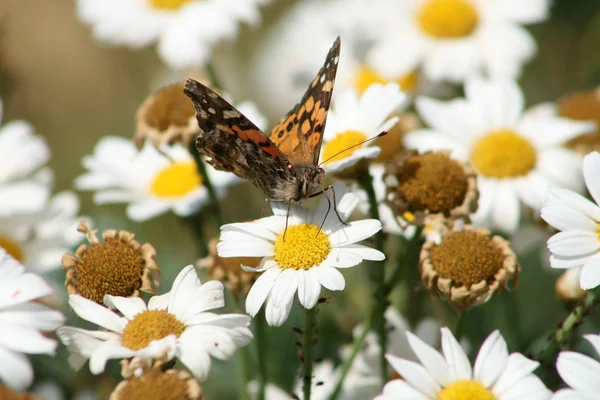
[268,37,340,167]
[184,79,295,196]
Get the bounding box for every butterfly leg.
[261,198,269,218]
[309,185,349,232]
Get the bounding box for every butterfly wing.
[268,37,341,167]
[184,79,295,197]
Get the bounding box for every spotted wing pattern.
[268,37,341,167]
[184,80,295,198]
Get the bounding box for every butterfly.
[183,37,340,211]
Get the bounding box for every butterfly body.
[184,37,340,204]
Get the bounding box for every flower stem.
[330,318,372,400]
[302,307,317,400]
[399,226,424,327]
[357,169,388,384]
[189,143,226,229]
[254,310,268,400]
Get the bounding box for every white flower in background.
[376,327,551,400]
[0,191,85,273]
[76,0,270,70]
[0,99,53,216]
[75,137,238,222]
[554,334,600,400]
[541,152,600,290]
[57,265,253,381]
[320,83,407,173]
[33,381,97,400]
[368,0,550,82]
[218,183,385,327]
[405,78,596,233]
[0,249,65,391]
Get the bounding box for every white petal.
[541,206,597,233]
[547,231,600,257]
[245,268,281,317]
[491,180,521,233]
[269,269,298,310]
[385,355,441,398]
[406,332,452,386]
[583,334,600,358]
[68,295,126,333]
[547,187,600,221]
[0,346,33,391]
[89,342,135,374]
[265,293,294,327]
[474,331,508,387]
[580,260,600,290]
[310,265,345,291]
[296,269,321,309]
[584,152,600,207]
[379,378,430,400]
[441,327,472,381]
[492,353,541,396]
[556,351,600,394]
[329,219,382,247]
[103,296,146,319]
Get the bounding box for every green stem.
[454,311,466,340]
[330,318,372,400]
[205,62,222,91]
[303,307,317,400]
[226,291,250,400]
[357,169,388,384]
[183,212,208,257]
[255,310,267,400]
[403,227,425,327]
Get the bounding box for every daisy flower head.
[0,191,86,273]
[554,333,600,400]
[75,137,238,222]
[57,265,253,381]
[320,83,408,175]
[368,0,550,83]
[0,249,66,391]
[76,0,269,70]
[0,99,52,216]
[541,151,600,290]
[376,327,551,400]
[111,367,202,400]
[217,182,385,327]
[405,78,596,233]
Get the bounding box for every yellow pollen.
[274,224,331,270]
[0,236,23,262]
[148,0,192,11]
[418,0,479,39]
[353,66,418,94]
[121,310,186,351]
[322,130,368,164]
[438,380,497,400]
[470,130,537,178]
[151,162,202,198]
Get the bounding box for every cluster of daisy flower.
[4,0,600,398]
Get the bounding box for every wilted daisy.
[0,191,85,273]
[368,0,549,82]
[57,265,253,380]
[376,328,551,400]
[405,78,595,233]
[75,137,238,222]
[541,151,600,290]
[554,333,600,399]
[420,224,519,310]
[217,182,385,327]
[0,249,65,391]
[76,0,269,69]
[134,81,268,149]
[62,221,160,303]
[111,367,202,400]
[321,83,407,174]
[0,100,52,216]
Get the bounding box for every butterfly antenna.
[318,131,388,167]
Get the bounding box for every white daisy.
[0,249,65,391]
[57,265,253,381]
[554,333,600,400]
[76,0,269,70]
[376,327,551,400]
[321,83,407,173]
[75,137,238,222]
[217,182,385,327]
[405,78,596,233]
[0,191,86,273]
[0,99,53,216]
[541,151,600,290]
[368,0,549,82]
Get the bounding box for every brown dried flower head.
[197,238,260,296]
[384,150,478,230]
[111,367,202,400]
[134,81,203,149]
[63,221,161,303]
[559,87,600,155]
[420,225,519,310]
[0,384,40,400]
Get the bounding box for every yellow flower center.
[151,162,202,198]
[418,0,479,39]
[438,380,497,400]
[470,130,537,178]
[148,0,192,11]
[322,130,368,164]
[121,310,186,351]
[353,66,418,94]
[274,224,331,270]
[0,236,23,262]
